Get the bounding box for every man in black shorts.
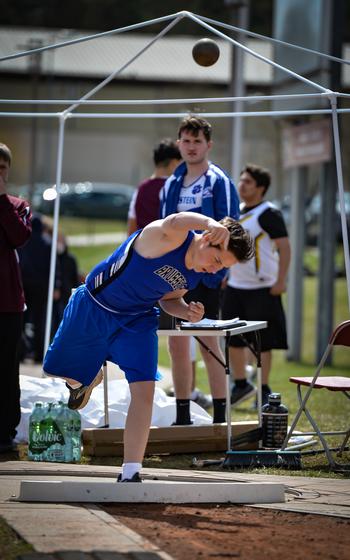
[222,164,291,407]
[160,115,240,424]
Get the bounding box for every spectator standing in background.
[127,138,181,235]
[222,164,290,408]
[52,231,80,333]
[0,143,32,453]
[18,213,60,363]
[127,138,213,410]
[160,115,240,425]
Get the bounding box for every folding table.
[102,319,267,452]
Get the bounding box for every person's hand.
[204,222,230,249]
[270,280,287,296]
[186,301,205,323]
[0,175,7,195]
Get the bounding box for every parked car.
[272,192,350,246]
[17,181,135,220]
[305,192,350,246]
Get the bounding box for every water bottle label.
[38,421,65,446]
[28,402,79,463]
[29,420,65,457]
[262,412,288,449]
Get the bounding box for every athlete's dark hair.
[241,163,271,195]
[153,138,181,166]
[219,217,255,263]
[178,115,212,142]
[0,143,12,166]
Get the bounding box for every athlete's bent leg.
[44,370,104,410]
[123,380,155,464]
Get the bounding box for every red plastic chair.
[282,320,350,470]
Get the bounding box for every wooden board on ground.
[83,422,259,456]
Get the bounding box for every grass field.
[49,215,127,236]
[12,219,347,477]
[70,237,349,369]
[0,519,33,560]
[66,234,350,476]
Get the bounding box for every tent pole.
[43,114,66,365]
[329,93,350,311]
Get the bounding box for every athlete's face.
[192,242,237,274]
[177,130,212,166]
[238,171,264,205]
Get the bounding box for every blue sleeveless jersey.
[85,230,203,314]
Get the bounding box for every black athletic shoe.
[192,390,213,410]
[251,385,272,410]
[117,472,142,482]
[231,381,256,406]
[66,370,103,410]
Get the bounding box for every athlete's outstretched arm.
[161,212,230,249]
[135,212,230,259]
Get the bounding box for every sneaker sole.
[231,387,257,407]
[74,369,104,410]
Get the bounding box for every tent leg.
[330,94,350,311]
[43,115,66,366]
[102,362,109,428]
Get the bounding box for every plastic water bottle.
[44,402,66,462]
[71,409,82,462]
[262,393,288,449]
[28,400,79,463]
[56,403,73,462]
[28,402,45,461]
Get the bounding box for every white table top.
[157,320,267,337]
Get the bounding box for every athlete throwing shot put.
[44,212,253,482]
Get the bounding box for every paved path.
[0,461,349,559]
[11,362,350,556]
[0,465,172,559]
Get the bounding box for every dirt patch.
[103,503,349,560]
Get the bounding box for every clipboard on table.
[179,318,247,330]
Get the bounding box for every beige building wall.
[5,75,349,206]
[2,77,281,195]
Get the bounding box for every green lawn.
[0,517,33,560]
[70,238,349,438]
[52,215,127,236]
[70,244,117,276]
[20,223,350,477]
[156,274,349,477]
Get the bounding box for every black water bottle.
[262,393,288,449]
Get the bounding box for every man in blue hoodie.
[160,115,240,425]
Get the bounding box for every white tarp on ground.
[16,374,212,443]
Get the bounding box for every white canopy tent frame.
[0,10,349,357]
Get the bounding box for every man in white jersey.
[222,164,291,408]
[160,115,240,425]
